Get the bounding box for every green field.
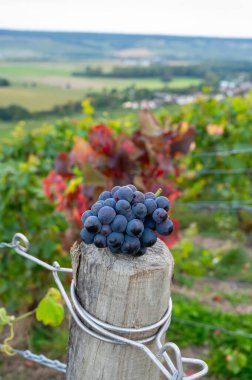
[0,60,202,112]
[167,76,202,89]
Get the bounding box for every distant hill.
[1,29,252,62]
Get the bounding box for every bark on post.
[66,238,174,380]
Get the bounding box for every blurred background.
[0,1,252,379]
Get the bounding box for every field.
[0,61,202,113]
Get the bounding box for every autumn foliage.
[43,110,195,248]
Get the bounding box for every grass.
[0,60,118,77]
[167,76,202,89]
[0,84,85,111]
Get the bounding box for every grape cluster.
[80,185,173,256]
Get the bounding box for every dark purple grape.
[97,200,105,205]
[125,210,135,221]
[145,192,156,200]
[126,219,144,238]
[111,186,120,196]
[98,206,116,224]
[144,217,156,230]
[132,203,147,219]
[140,228,157,247]
[108,246,121,254]
[113,190,120,201]
[98,191,112,201]
[100,224,112,236]
[91,202,103,216]
[153,208,167,223]
[132,191,145,204]
[111,215,127,233]
[84,216,102,233]
[81,210,93,225]
[127,184,137,192]
[156,218,174,236]
[104,198,116,209]
[121,235,140,254]
[115,200,131,216]
[156,196,170,211]
[117,186,134,202]
[80,228,95,244]
[94,234,107,248]
[144,199,157,215]
[107,232,124,249]
[135,246,147,256]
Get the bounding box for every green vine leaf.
[36,288,64,327]
[0,308,13,332]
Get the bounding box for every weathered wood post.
[66,238,174,380]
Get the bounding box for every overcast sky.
[0,0,251,38]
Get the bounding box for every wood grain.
[66,239,174,380]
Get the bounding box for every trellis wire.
[0,344,67,373]
[191,147,252,158]
[175,273,252,288]
[172,318,252,339]
[196,168,252,176]
[176,200,252,211]
[0,233,208,380]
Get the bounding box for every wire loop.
[0,233,208,379]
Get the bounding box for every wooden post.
[66,238,174,380]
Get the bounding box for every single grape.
[140,228,157,247]
[121,235,140,254]
[156,218,174,236]
[117,186,134,202]
[111,186,120,196]
[94,234,107,248]
[84,216,102,233]
[98,191,112,201]
[111,215,128,233]
[144,217,156,230]
[108,245,121,254]
[152,208,167,223]
[156,196,170,211]
[134,246,147,256]
[113,190,120,201]
[126,219,144,238]
[144,199,157,215]
[132,203,147,219]
[125,210,135,221]
[98,206,116,224]
[145,192,156,200]
[104,198,116,209]
[115,200,131,216]
[127,184,137,192]
[81,210,93,225]
[107,232,124,249]
[80,228,95,244]
[100,224,112,236]
[91,202,103,216]
[132,191,145,204]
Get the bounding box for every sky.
[1,0,252,38]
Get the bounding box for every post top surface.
[72,238,173,278]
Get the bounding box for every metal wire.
[177,200,252,211]
[196,168,252,176]
[0,233,208,379]
[0,344,67,373]
[191,147,252,158]
[172,318,252,339]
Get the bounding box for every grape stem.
[155,188,162,197]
